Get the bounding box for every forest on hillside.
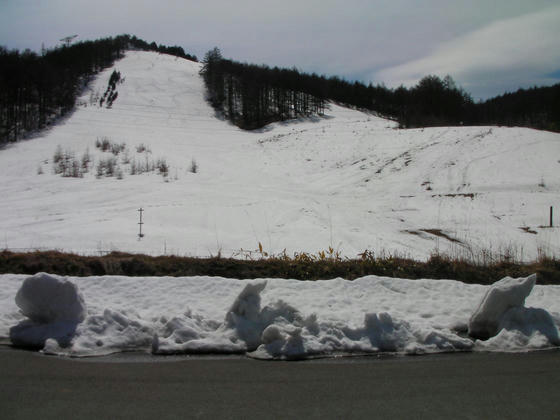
[200,48,327,129]
[201,48,560,132]
[1,35,558,144]
[0,35,196,144]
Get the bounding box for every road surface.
[1,347,559,419]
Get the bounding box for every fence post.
[138,207,145,238]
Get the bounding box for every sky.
[1,0,559,100]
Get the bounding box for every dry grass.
[0,249,558,285]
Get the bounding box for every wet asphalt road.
[1,347,560,419]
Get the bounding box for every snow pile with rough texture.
[1,273,559,359]
[0,50,558,261]
[15,272,86,323]
[470,274,560,351]
[9,273,86,348]
[468,274,536,339]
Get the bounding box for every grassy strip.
[0,250,559,285]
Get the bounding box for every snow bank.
[10,273,86,348]
[155,281,473,360]
[3,273,560,358]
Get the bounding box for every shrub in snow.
[95,136,111,152]
[121,149,131,164]
[99,70,122,108]
[190,158,198,173]
[96,156,119,178]
[130,157,154,175]
[156,158,169,177]
[81,148,92,172]
[68,157,82,178]
[468,274,536,340]
[53,145,64,164]
[136,143,150,153]
[52,146,84,178]
[105,158,117,176]
[130,159,138,175]
[111,142,126,155]
[95,137,125,155]
[107,91,119,108]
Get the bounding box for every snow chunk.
[10,273,86,349]
[15,273,86,323]
[476,306,560,351]
[45,308,154,356]
[224,281,268,349]
[468,274,536,340]
[250,310,474,360]
[10,320,79,349]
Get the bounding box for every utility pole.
[138,208,145,239]
[60,35,78,47]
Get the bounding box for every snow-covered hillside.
[0,50,558,260]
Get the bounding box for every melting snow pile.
[469,274,560,350]
[1,272,559,359]
[9,273,86,348]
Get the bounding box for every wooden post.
[551,206,554,228]
[138,208,144,238]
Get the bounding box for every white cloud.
[373,6,560,98]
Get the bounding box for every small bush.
[105,156,117,176]
[53,145,63,164]
[136,144,150,153]
[129,157,155,175]
[96,156,119,178]
[95,136,112,152]
[190,158,198,173]
[95,137,127,155]
[67,158,82,178]
[121,149,131,164]
[130,160,137,175]
[157,158,169,176]
[111,142,126,155]
[81,148,92,172]
[53,147,83,178]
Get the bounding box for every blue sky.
[1,0,559,100]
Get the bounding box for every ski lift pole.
[138,207,145,239]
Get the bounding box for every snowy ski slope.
[0,50,558,260]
